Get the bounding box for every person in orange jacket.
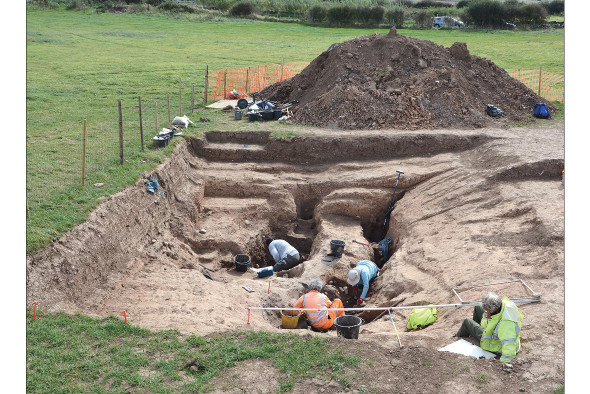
[293,279,345,331]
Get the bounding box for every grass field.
[26,8,564,255]
[26,308,359,392]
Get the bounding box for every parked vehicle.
[432,16,465,28]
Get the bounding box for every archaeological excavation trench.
[27,123,564,382]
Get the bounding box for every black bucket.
[273,108,283,119]
[261,110,274,121]
[248,113,260,122]
[153,136,170,148]
[330,240,346,258]
[334,315,364,339]
[234,254,250,272]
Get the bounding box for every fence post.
[179,76,182,116]
[82,119,87,185]
[191,84,194,113]
[245,68,249,95]
[118,100,124,165]
[223,70,227,99]
[155,101,158,133]
[206,66,209,103]
[538,66,542,96]
[280,58,284,82]
[138,96,144,151]
[167,93,171,124]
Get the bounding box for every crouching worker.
[266,237,300,272]
[456,292,524,362]
[347,260,379,306]
[294,279,345,331]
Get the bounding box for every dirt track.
[26,119,564,392]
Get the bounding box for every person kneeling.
[294,279,345,331]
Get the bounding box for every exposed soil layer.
[261,29,555,130]
[26,120,564,392]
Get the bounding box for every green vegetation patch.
[27,309,359,393]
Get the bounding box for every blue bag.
[534,103,551,119]
[486,104,504,117]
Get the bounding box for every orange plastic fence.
[506,69,564,103]
[205,62,309,101]
[204,63,564,103]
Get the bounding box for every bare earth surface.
[27,118,564,392]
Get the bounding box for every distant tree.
[385,7,405,28]
[414,10,432,28]
[467,0,504,27]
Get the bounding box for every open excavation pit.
[27,123,564,386]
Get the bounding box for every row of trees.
[35,0,564,29]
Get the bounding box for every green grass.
[26,308,359,393]
[26,8,564,255]
[552,384,564,394]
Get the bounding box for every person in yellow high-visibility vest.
[294,279,345,331]
[456,292,524,362]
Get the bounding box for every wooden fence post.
[118,100,124,165]
[138,96,144,151]
[155,101,158,133]
[167,93,171,123]
[538,66,542,96]
[223,70,227,99]
[205,67,209,103]
[280,58,284,82]
[82,119,87,185]
[179,76,182,116]
[245,68,249,95]
[191,84,194,113]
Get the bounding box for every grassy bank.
[26,308,359,393]
[26,9,564,254]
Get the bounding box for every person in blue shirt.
[347,260,379,305]
[266,238,300,272]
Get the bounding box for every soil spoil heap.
[261,28,551,130]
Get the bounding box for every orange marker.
[33,302,37,320]
[122,311,127,323]
[247,308,251,324]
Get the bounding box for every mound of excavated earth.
[261,28,554,130]
[27,120,564,392]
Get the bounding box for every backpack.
[534,103,551,119]
[378,238,392,261]
[406,307,438,330]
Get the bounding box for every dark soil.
[261,28,555,130]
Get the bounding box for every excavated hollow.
[26,125,564,384]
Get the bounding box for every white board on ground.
[205,97,252,109]
[438,339,495,360]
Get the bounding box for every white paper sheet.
[438,338,496,360]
